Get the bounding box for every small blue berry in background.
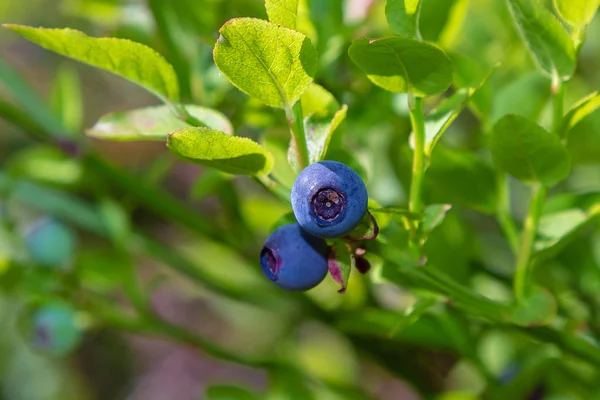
[291,160,368,238]
[30,304,83,356]
[25,218,77,269]
[260,223,329,291]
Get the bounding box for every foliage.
[1,0,600,398]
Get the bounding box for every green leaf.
[422,204,452,234]
[490,115,571,186]
[565,105,600,164]
[4,25,180,102]
[49,63,83,135]
[86,105,233,141]
[205,385,259,400]
[300,83,340,117]
[348,37,453,96]
[560,91,600,139]
[386,0,422,38]
[328,240,353,294]
[289,105,347,164]
[425,145,498,214]
[554,0,599,27]
[345,211,379,241]
[166,127,274,175]
[508,287,556,326]
[490,72,550,125]
[213,18,318,109]
[419,0,460,42]
[448,51,493,118]
[534,208,600,261]
[506,0,576,79]
[265,0,299,29]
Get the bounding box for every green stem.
[408,95,426,245]
[514,183,547,301]
[496,171,520,254]
[514,77,564,302]
[287,101,310,170]
[552,75,565,135]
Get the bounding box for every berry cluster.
[260,160,374,292]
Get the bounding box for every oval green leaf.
[348,37,453,96]
[265,0,298,29]
[490,114,571,186]
[506,0,576,80]
[213,18,318,109]
[167,127,274,175]
[554,0,599,27]
[386,0,422,38]
[87,105,233,141]
[3,25,179,102]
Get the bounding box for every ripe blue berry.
[260,223,329,291]
[30,304,82,356]
[25,218,76,269]
[291,160,368,238]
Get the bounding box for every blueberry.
[260,223,329,291]
[291,161,368,238]
[25,218,76,269]
[30,304,82,356]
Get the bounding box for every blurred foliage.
[1,0,600,399]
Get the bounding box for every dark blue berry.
[260,223,329,291]
[291,160,368,238]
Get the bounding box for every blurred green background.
[2,0,600,399]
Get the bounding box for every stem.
[513,77,564,302]
[496,172,520,254]
[514,183,547,301]
[408,95,426,245]
[552,75,565,135]
[286,101,310,170]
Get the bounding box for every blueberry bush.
[1,0,600,398]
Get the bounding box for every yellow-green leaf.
[167,127,274,175]
[213,18,318,109]
[554,0,599,27]
[3,25,179,102]
[265,0,299,29]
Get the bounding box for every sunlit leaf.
[265,0,298,29]
[4,25,180,102]
[167,127,274,175]
[87,105,233,141]
[348,37,453,96]
[213,18,318,108]
[506,0,576,79]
